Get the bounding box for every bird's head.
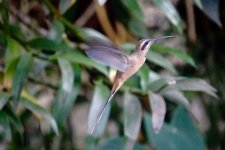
[136,36,175,55]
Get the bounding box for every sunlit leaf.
[148,92,166,134]
[21,98,59,135]
[147,51,177,74]
[54,51,108,75]
[52,59,80,128]
[0,92,10,110]
[87,80,110,137]
[151,44,196,67]
[194,0,203,9]
[201,0,221,27]
[124,92,142,141]
[161,78,218,98]
[59,0,76,14]
[144,107,205,150]
[12,52,33,104]
[152,0,184,33]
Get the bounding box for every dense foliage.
[0,0,223,149]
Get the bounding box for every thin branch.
[185,0,196,43]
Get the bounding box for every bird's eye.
[141,41,150,50]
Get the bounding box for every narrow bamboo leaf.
[47,20,65,43]
[27,38,67,51]
[151,45,196,67]
[128,18,149,38]
[0,92,10,110]
[21,98,59,135]
[4,106,24,135]
[148,92,166,134]
[201,0,221,27]
[0,111,11,140]
[124,92,142,141]
[52,59,80,127]
[54,51,108,75]
[147,51,177,74]
[152,0,184,33]
[121,0,144,19]
[4,37,21,89]
[138,64,149,91]
[161,78,218,98]
[194,0,203,9]
[59,0,76,14]
[87,81,110,137]
[12,52,33,104]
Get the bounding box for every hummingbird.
[85,36,175,134]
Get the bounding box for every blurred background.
[0,0,224,149]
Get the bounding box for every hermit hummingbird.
[85,36,175,134]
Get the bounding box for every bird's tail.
[90,90,117,134]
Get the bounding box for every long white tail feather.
[91,91,117,134]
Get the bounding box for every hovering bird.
[85,36,175,134]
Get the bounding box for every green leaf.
[99,136,147,150]
[149,78,168,92]
[59,0,76,14]
[121,0,144,19]
[162,90,190,109]
[87,80,110,137]
[152,0,184,33]
[0,111,11,140]
[194,0,203,9]
[99,137,126,150]
[12,52,33,104]
[3,106,24,135]
[161,78,218,98]
[53,51,108,75]
[47,20,65,43]
[21,98,59,135]
[138,64,149,91]
[128,18,149,38]
[124,92,142,141]
[27,38,66,51]
[201,0,221,27]
[0,92,10,110]
[52,59,80,128]
[144,107,205,150]
[146,51,177,74]
[148,92,166,134]
[151,45,196,67]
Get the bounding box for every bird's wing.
[85,46,129,72]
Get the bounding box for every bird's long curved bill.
[152,35,175,42]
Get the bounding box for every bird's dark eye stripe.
[141,41,149,50]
